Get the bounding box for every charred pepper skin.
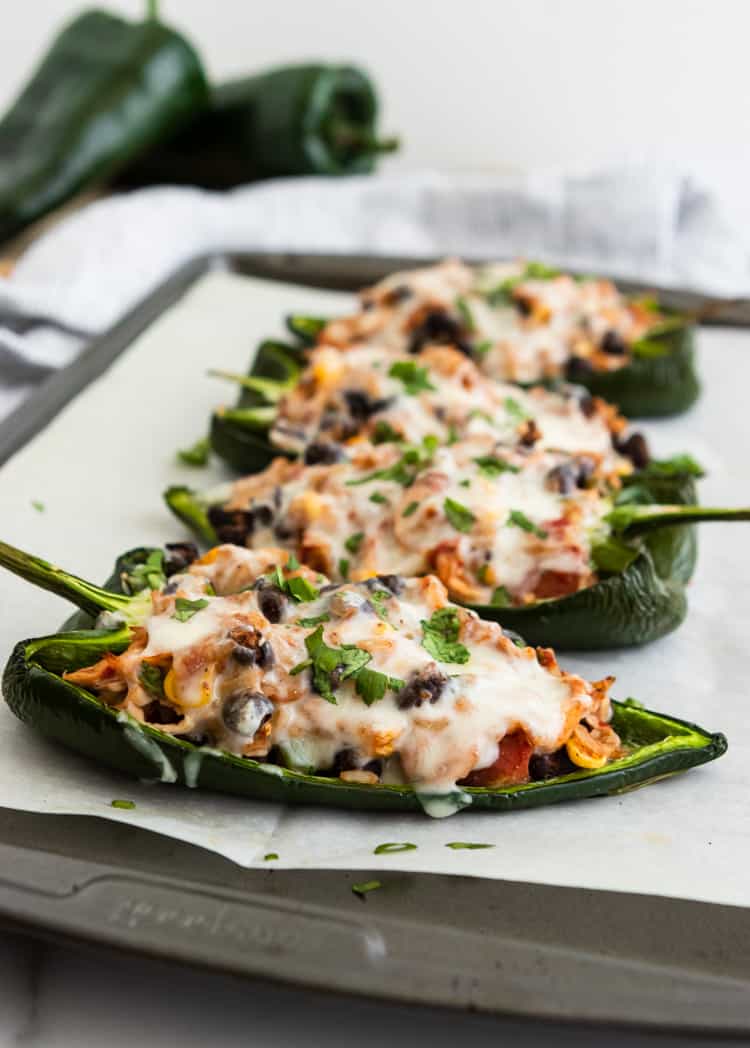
[1,546,727,814]
[0,10,208,244]
[116,64,397,189]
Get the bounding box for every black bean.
[408,309,472,356]
[255,581,287,623]
[162,580,180,595]
[579,395,596,419]
[515,294,533,317]
[529,749,576,781]
[229,627,275,669]
[575,455,597,487]
[274,520,300,543]
[344,390,394,421]
[601,329,627,355]
[253,504,274,528]
[519,419,541,447]
[566,355,594,381]
[332,748,360,774]
[143,700,179,725]
[273,486,283,509]
[396,668,447,709]
[208,505,255,545]
[304,441,343,466]
[367,574,405,596]
[546,463,577,495]
[331,749,384,779]
[163,541,199,576]
[222,691,274,737]
[616,433,650,470]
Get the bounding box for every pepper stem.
[0,541,132,617]
[208,369,291,403]
[146,0,160,20]
[327,121,400,156]
[607,504,750,536]
[216,405,277,429]
[164,486,220,546]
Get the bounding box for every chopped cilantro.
[286,576,319,602]
[31,499,45,512]
[111,799,136,810]
[177,436,210,467]
[507,509,548,539]
[338,557,350,579]
[345,532,365,554]
[267,565,319,603]
[523,260,560,280]
[291,625,372,703]
[374,842,417,854]
[346,437,437,488]
[459,478,471,488]
[368,588,392,622]
[372,420,402,444]
[296,613,331,627]
[173,597,209,622]
[138,663,165,698]
[204,582,216,596]
[369,491,389,505]
[447,424,459,445]
[355,667,405,706]
[474,455,520,478]
[445,841,494,850]
[388,360,436,395]
[473,339,493,356]
[402,501,418,518]
[503,396,530,424]
[490,585,512,607]
[421,608,470,665]
[352,880,382,898]
[264,852,279,861]
[444,497,476,533]
[455,295,475,332]
[468,408,494,425]
[127,550,166,594]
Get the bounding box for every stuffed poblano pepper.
[0,5,208,244]
[209,338,657,477]
[277,258,698,418]
[165,435,745,650]
[0,541,726,815]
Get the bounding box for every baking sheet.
[0,268,747,907]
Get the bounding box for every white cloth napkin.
[1,168,747,421]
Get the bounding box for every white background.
[1,0,749,184]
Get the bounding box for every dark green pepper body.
[569,324,699,418]
[1,546,726,815]
[0,10,208,243]
[116,64,396,189]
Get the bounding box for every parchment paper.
[0,270,747,906]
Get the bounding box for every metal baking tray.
[1,252,749,1037]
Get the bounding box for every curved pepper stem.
[0,540,133,618]
[208,369,293,403]
[146,0,160,19]
[216,405,277,429]
[607,504,750,536]
[164,486,221,546]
